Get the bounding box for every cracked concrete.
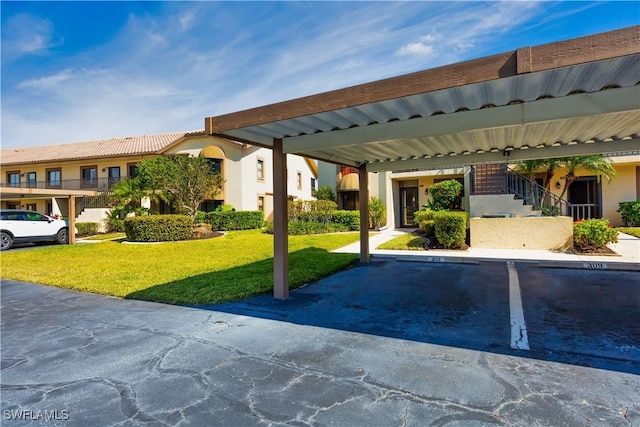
[2,268,639,426]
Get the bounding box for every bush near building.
[76,222,99,237]
[617,201,640,227]
[433,211,468,249]
[207,211,264,231]
[573,218,618,251]
[264,199,360,235]
[125,215,193,242]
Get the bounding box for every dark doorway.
[400,186,419,227]
[568,177,601,220]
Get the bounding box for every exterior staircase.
[470,164,571,218]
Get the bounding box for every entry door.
[400,187,419,227]
[568,177,601,220]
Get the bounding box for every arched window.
[199,146,225,175]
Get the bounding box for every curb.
[538,261,640,272]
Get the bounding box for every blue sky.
[1,1,638,148]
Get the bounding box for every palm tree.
[109,178,147,216]
[553,155,617,211]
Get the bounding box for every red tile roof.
[1,131,202,166]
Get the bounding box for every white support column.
[273,138,289,299]
[358,164,369,264]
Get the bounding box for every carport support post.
[68,196,76,245]
[273,138,289,299]
[358,164,369,263]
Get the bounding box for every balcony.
[0,176,129,192]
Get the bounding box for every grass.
[0,230,360,305]
[377,233,427,250]
[83,232,126,241]
[616,227,640,238]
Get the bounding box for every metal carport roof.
[204,26,640,298]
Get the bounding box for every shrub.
[368,197,386,230]
[215,204,235,212]
[194,210,208,223]
[76,222,99,237]
[573,218,618,251]
[208,211,264,231]
[433,211,468,249]
[427,179,463,211]
[289,199,337,223]
[617,201,640,226]
[263,221,349,235]
[330,210,360,231]
[413,209,436,237]
[312,185,336,202]
[124,215,193,242]
[108,217,125,232]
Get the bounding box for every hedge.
[433,211,468,249]
[263,221,350,235]
[124,215,193,242]
[617,201,640,227]
[329,210,360,231]
[76,222,99,236]
[207,211,264,231]
[413,209,435,237]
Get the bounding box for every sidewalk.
[333,228,640,270]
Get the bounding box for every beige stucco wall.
[602,163,637,226]
[470,216,573,250]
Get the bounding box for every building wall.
[602,163,637,226]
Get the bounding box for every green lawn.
[617,227,640,238]
[376,233,427,250]
[0,230,359,305]
[83,232,126,241]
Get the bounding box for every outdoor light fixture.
[556,182,562,189]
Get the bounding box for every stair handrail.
[505,168,571,216]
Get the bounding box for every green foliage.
[413,209,436,237]
[289,199,337,223]
[433,211,468,249]
[377,233,427,250]
[76,222,99,236]
[541,206,561,217]
[312,185,336,202]
[329,210,360,231]
[124,215,193,242]
[263,221,350,235]
[109,178,149,216]
[136,155,224,219]
[427,179,463,211]
[215,204,235,212]
[573,218,618,251]
[617,201,640,227]
[368,196,386,230]
[208,211,264,231]
[194,211,208,223]
[108,217,125,232]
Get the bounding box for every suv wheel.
[1,231,13,251]
[56,228,69,244]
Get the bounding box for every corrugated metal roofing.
[219,55,640,169]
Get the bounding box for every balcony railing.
[0,176,129,191]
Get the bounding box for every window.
[108,167,121,187]
[311,177,316,192]
[81,166,97,188]
[297,171,302,190]
[26,172,37,188]
[128,163,139,179]
[207,158,222,174]
[257,158,265,181]
[46,169,61,188]
[25,203,37,211]
[7,172,20,188]
[257,196,265,212]
[25,211,47,221]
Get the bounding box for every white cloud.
[1,14,63,60]
[18,69,75,89]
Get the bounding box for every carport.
[204,26,640,299]
[0,187,98,244]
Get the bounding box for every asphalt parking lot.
[1,260,639,426]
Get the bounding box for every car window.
[25,212,48,221]
[2,213,26,220]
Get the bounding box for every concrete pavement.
[333,229,640,269]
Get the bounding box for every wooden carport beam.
[272,138,289,299]
[204,26,639,134]
[358,164,369,264]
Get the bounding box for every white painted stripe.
[507,261,530,350]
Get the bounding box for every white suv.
[0,209,71,251]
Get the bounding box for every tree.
[109,178,148,217]
[553,155,617,211]
[368,196,386,230]
[312,185,336,202]
[136,155,225,220]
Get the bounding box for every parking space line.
[507,261,530,350]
